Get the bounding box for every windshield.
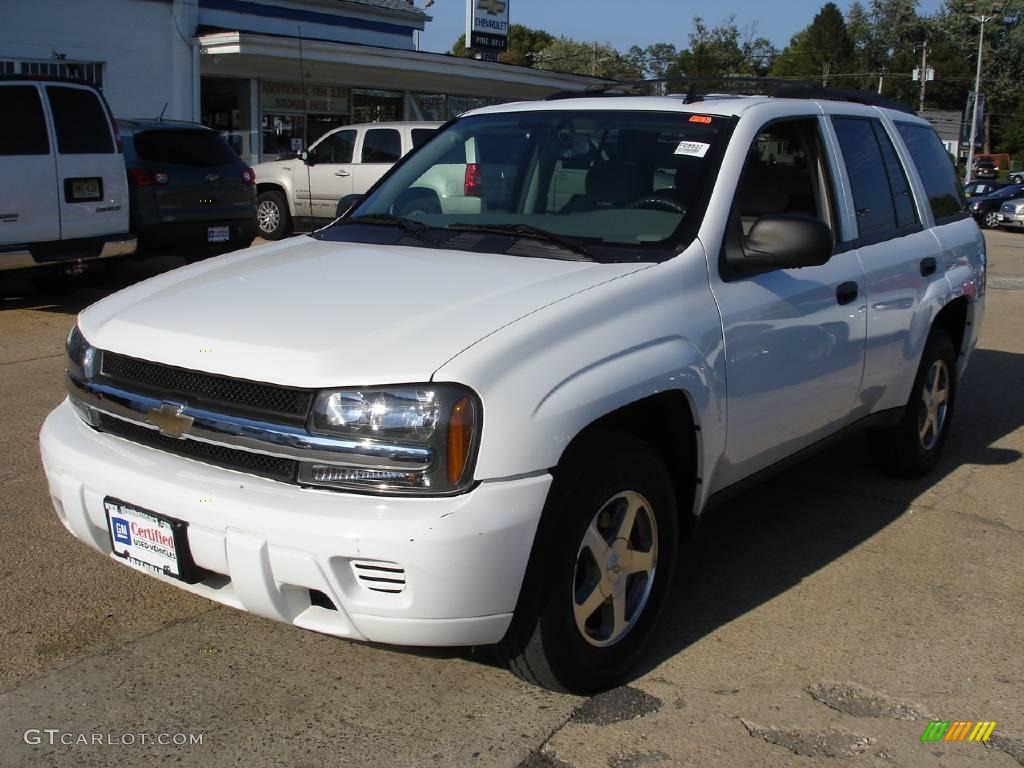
[320,110,729,262]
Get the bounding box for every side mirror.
[335,193,364,219]
[726,214,834,271]
[299,149,314,166]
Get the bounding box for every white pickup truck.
[42,87,985,693]
[252,121,440,239]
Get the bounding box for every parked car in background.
[0,76,135,287]
[998,196,1024,231]
[119,119,256,258]
[252,121,441,239]
[971,156,998,180]
[963,180,1008,198]
[968,183,1024,229]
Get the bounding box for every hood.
[79,237,646,388]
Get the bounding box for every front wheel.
[256,191,291,240]
[497,433,679,693]
[869,329,957,477]
[1010,173,1024,185]
[983,211,999,229]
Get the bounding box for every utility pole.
[965,2,1003,185]
[918,42,928,113]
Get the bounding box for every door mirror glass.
[728,214,834,270]
[299,149,314,165]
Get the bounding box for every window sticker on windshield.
[675,141,710,158]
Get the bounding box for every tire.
[869,330,957,477]
[982,211,999,229]
[1011,173,1023,185]
[256,191,291,240]
[497,432,680,694]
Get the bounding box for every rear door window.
[832,117,911,240]
[411,128,436,149]
[0,85,49,155]
[133,130,237,167]
[895,123,966,222]
[46,86,113,155]
[361,129,401,163]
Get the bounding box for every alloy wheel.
[918,359,950,451]
[257,200,281,233]
[572,490,658,648]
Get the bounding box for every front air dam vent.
[351,560,406,594]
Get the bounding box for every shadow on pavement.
[0,256,189,315]
[636,345,1023,677]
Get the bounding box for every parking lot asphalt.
[1,233,1022,768]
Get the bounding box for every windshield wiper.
[329,214,440,246]
[447,223,594,261]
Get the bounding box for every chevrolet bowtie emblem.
[478,0,506,14]
[146,402,194,439]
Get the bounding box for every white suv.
[0,77,136,283]
[41,87,985,693]
[252,121,441,239]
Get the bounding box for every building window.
[352,89,402,123]
[409,92,509,121]
[8,59,104,88]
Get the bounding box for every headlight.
[66,325,98,379]
[301,384,480,495]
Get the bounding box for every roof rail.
[544,76,916,115]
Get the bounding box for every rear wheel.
[256,191,291,240]
[497,433,679,693]
[870,329,957,477]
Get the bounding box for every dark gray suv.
[119,119,257,258]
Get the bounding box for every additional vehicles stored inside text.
[42,86,984,693]
[252,121,441,239]
[119,119,257,258]
[0,76,135,283]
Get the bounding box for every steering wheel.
[627,194,687,214]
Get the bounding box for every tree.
[532,37,642,79]
[770,3,853,86]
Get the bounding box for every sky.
[418,0,946,55]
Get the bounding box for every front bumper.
[40,399,550,646]
[998,213,1024,229]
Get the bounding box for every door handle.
[334,170,351,177]
[836,281,859,306]
[920,257,937,277]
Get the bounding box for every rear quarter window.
[895,123,966,223]
[46,86,114,155]
[0,85,49,155]
[133,130,238,167]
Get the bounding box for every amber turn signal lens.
[446,397,474,484]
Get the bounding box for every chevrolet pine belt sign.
[467,0,509,52]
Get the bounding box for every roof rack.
[544,76,916,115]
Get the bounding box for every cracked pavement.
[0,233,1021,767]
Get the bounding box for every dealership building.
[4,0,601,164]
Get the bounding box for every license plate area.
[207,225,230,243]
[104,497,203,583]
[65,177,103,203]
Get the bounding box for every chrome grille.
[95,413,298,483]
[102,351,314,421]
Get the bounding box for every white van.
[0,77,135,283]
